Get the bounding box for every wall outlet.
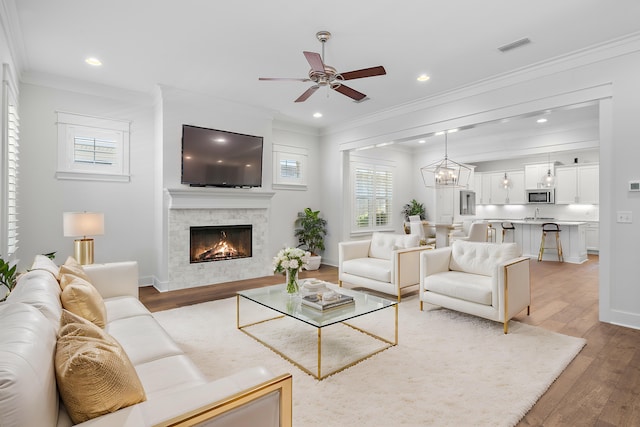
[617,211,633,223]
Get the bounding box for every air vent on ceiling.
[498,37,531,53]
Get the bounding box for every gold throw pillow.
[59,256,92,286]
[55,310,146,424]
[60,274,107,328]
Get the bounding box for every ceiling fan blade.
[294,85,319,103]
[340,66,387,80]
[332,84,367,102]
[259,77,311,82]
[303,51,325,73]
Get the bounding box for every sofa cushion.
[0,303,59,427]
[134,354,207,399]
[104,296,152,322]
[59,256,92,285]
[449,241,520,277]
[55,310,146,424]
[106,315,184,365]
[424,271,493,305]
[6,269,62,325]
[342,257,391,283]
[60,274,108,328]
[369,232,420,260]
[30,254,60,278]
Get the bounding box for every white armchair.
[419,240,530,333]
[339,232,431,301]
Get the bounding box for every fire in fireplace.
[190,225,252,263]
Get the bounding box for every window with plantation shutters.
[272,144,308,189]
[2,64,19,257]
[6,104,18,255]
[56,112,130,182]
[351,160,393,232]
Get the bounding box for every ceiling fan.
[259,31,386,103]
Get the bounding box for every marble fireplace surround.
[166,188,275,291]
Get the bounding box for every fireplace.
[190,225,252,263]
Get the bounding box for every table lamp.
[63,212,105,265]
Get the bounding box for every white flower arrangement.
[273,247,311,274]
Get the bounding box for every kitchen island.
[486,219,588,264]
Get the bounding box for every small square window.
[273,144,307,190]
[56,112,130,182]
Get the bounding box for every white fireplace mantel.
[166,188,275,210]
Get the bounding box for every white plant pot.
[304,255,322,271]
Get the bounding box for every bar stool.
[538,223,564,262]
[501,221,515,242]
[486,223,496,242]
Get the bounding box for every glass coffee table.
[237,281,398,380]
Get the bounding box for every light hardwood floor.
[139,254,640,426]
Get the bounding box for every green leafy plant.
[43,251,57,260]
[0,256,17,301]
[294,208,328,256]
[401,199,426,221]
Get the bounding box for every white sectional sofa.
[419,240,531,334]
[0,256,292,427]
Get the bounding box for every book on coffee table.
[301,293,354,311]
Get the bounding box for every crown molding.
[324,31,640,137]
[21,70,155,105]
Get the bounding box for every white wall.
[271,121,322,251]
[322,37,640,330]
[17,82,156,281]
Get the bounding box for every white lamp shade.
[63,212,105,237]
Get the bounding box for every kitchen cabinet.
[555,163,599,204]
[507,170,525,204]
[525,163,554,189]
[477,171,524,204]
[473,173,483,204]
[586,221,599,252]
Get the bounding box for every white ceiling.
[10,0,640,129]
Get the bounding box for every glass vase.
[285,268,299,295]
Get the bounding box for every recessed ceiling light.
[537,118,548,123]
[417,74,430,82]
[435,131,445,136]
[418,140,426,144]
[447,128,459,133]
[313,112,323,118]
[85,57,102,66]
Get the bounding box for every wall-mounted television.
[181,125,263,188]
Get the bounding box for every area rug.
[153,295,585,427]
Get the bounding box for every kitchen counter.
[483,219,588,264]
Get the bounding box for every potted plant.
[0,256,17,302]
[401,199,426,233]
[294,208,327,271]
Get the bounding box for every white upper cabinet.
[525,163,554,189]
[507,170,526,204]
[476,171,524,205]
[473,173,483,204]
[555,163,599,204]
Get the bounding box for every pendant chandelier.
[541,153,555,188]
[421,131,472,189]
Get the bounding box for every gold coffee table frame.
[237,283,398,380]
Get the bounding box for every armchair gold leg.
[504,321,509,334]
[420,300,423,311]
[338,280,343,287]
